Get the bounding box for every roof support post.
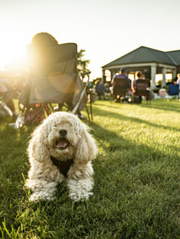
[161,67,166,87]
[102,69,105,83]
[151,65,156,88]
[173,69,176,80]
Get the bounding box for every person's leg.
[6,98,15,111]
[6,98,19,116]
[98,94,101,100]
[139,96,142,103]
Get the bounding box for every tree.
[77,49,90,74]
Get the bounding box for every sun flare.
[0,29,27,71]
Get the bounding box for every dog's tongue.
[56,139,68,148]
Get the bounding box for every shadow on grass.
[91,105,180,132]
[89,119,179,162]
[140,101,180,113]
[94,99,180,113]
[1,110,180,238]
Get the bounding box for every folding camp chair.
[133,79,151,104]
[168,84,179,100]
[19,43,90,125]
[0,91,14,117]
[112,77,129,102]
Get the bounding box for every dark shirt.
[112,74,131,88]
[95,83,104,96]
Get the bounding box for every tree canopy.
[77,49,90,74]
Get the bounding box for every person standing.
[176,73,180,87]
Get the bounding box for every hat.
[121,67,127,73]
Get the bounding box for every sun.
[0,29,28,70]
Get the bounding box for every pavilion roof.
[166,50,180,65]
[102,46,180,68]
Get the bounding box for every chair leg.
[85,105,91,121]
[90,102,93,121]
[110,94,113,103]
[49,104,55,113]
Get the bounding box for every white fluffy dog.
[25,112,98,202]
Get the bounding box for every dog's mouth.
[55,138,69,150]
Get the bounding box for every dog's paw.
[29,192,55,202]
[69,191,93,202]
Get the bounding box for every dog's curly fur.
[25,112,98,202]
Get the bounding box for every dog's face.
[43,112,82,159]
[29,111,97,164]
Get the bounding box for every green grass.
[1,98,180,238]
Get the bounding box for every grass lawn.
[1,98,180,238]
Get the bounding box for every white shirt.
[177,78,180,89]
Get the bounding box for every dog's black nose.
[59,129,67,136]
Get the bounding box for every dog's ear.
[74,123,98,164]
[28,124,50,162]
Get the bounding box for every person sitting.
[0,71,19,116]
[176,73,180,88]
[104,83,110,94]
[111,68,132,102]
[111,67,131,89]
[132,71,154,103]
[175,73,180,99]
[132,71,143,103]
[27,32,85,120]
[95,80,104,100]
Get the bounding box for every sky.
[0,0,180,80]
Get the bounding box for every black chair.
[168,84,179,100]
[95,83,104,100]
[133,79,151,104]
[0,91,15,117]
[19,43,91,125]
[112,77,129,102]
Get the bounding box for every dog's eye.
[66,123,72,127]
